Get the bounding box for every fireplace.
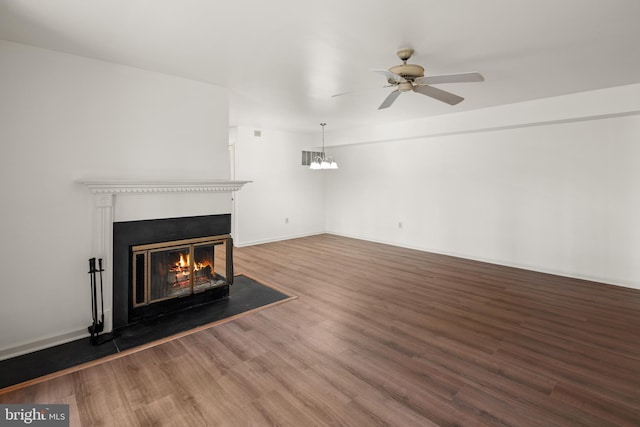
[132,236,231,306]
[113,214,233,329]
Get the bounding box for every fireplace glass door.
[132,235,231,307]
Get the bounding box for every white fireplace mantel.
[77,178,250,334]
[79,179,250,194]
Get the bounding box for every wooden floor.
[2,234,640,426]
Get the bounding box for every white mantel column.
[94,193,114,332]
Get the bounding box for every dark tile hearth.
[0,275,291,390]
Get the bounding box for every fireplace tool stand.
[88,257,112,345]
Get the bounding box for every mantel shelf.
[78,179,251,194]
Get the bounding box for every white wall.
[0,41,229,354]
[325,85,640,289]
[232,126,325,245]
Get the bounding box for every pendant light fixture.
[309,123,338,170]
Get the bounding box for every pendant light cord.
[320,122,326,158]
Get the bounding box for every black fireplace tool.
[88,257,113,345]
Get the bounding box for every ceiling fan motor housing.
[389,63,424,82]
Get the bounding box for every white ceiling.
[2,0,640,133]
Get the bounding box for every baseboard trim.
[326,231,639,291]
[234,231,324,247]
[0,329,90,362]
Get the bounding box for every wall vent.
[301,151,324,166]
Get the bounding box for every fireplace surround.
[113,214,233,329]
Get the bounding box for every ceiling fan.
[371,48,484,109]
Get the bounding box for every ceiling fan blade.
[413,84,464,105]
[378,90,401,109]
[372,69,406,84]
[415,72,484,85]
[331,84,394,98]
[331,90,355,98]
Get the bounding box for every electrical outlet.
[398,221,403,229]
[285,218,289,224]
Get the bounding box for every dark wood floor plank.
[552,382,640,426]
[2,234,640,426]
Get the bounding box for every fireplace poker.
[88,258,104,344]
[88,258,98,342]
[98,258,105,329]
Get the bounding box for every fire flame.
[178,253,189,268]
[170,253,190,278]
[170,252,213,276]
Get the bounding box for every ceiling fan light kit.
[309,123,338,170]
[372,48,485,109]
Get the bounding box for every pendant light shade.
[309,123,338,170]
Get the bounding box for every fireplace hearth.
[113,214,233,329]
